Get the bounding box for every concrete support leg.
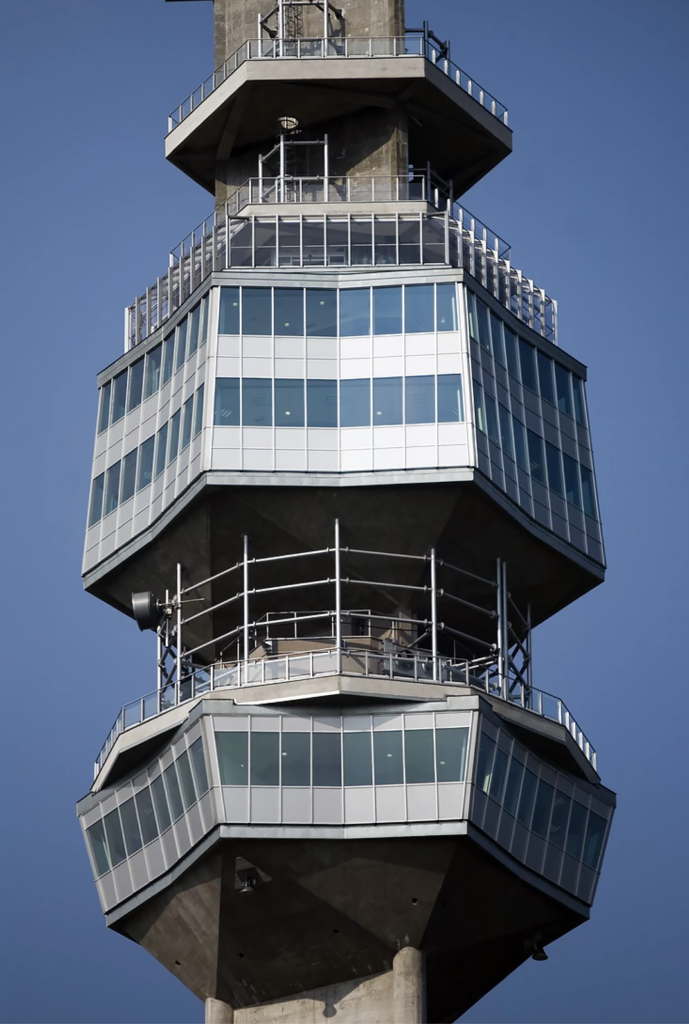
[206,997,234,1023]
[393,947,426,1023]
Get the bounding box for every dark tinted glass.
[274,288,304,335]
[527,430,546,484]
[243,378,273,426]
[215,732,248,785]
[436,284,457,331]
[200,294,209,345]
[435,728,468,782]
[135,787,159,845]
[581,466,597,518]
[537,351,555,404]
[281,733,310,786]
[476,733,495,793]
[175,319,187,371]
[87,820,110,876]
[121,450,137,503]
[312,733,341,786]
[340,378,370,426]
[555,364,572,416]
[155,423,167,477]
[373,286,402,334]
[565,801,588,859]
[214,378,240,425]
[404,284,434,333]
[135,436,153,489]
[499,404,514,459]
[306,289,337,336]
[104,461,121,516]
[513,416,528,471]
[188,303,201,356]
[103,809,126,867]
[162,333,175,384]
[373,377,402,424]
[177,750,197,809]
[548,790,571,849]
[189,738,209,795]
[490,314,505,366]
[437,374,463,422]
[517,769,538,826]
[243,287,272,335]
[119,798,143,855]
[476,301,490,351]
[164,764,184,821]
[275,379,304,426]
[194,384,205,436]
[144,345,162,399]
[251,733,279,785]
[484,393,499,444]
[181,396,194,450]
[343,732,372,786]
[351,218,372,264]
[405,375,435,423]
[88,473,104,527]
[404,730,434,784]
[307,380,337,427]
[374,731,403,785]
[167,409,181,465]
[474,382,485,434]
[128,358,144,412]
[546,442,564,496]
[151,775,172,832]
[504,327,519,378]
[572,375,587,425]
[519,339,537,391]
[489,747,509,801]
[98,381,111,433]
[112,371,128,422]
[219,287,240,334]
[564,454,582,507]
[531,780,555,837]
[339,289,370,336]
[503,758,523,816]
[583,811,607,869]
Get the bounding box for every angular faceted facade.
[78,3,613,1022]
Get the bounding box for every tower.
[77,2,615,1021]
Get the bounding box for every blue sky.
[1,1,688,1021]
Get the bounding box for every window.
[104,461,121,516]
[583,811,607,869]
[340,379,370,427]
[436,283,457,332]
[219,287,240,334]
[374,219,396,265]
[474,382,486,434]
[181,396,194,450]
[489,747,509,801]
[374,731,403,785]
[163,764,184,821]
[88,473,105,527]
[175,319,188,372]
[565,801,587,859]
[215,732,248,785]
[306,289,337,336]
[214,378,240,426]
[404,284,434,333]
[545,442,564,496]
[476,733,495,793]
[307,380,338,427]
[405,375,435,423]
[162,333,175,385]
[548,790,571,850]
[373,286,402,334]
[503,758,523,816]
[373,377,402,424]
[499,404,514,460]
[119,798,143,856]
[491,313,506,367]
[572,375,587,426]
[555,364,572,417]
[200,293,209,346]
[581,466,597,518]
[121,449,137,503]
[344,732,373,786]
[467,292,478,341]
[189,738,209,795]
[399,217,421,264]
[188,303,201,356]
[177,750,197,810]
[437,374,463,422]
[112,371,127,423]
[128,358,144,412]
[251,733,279,785]
[326,218,349,266]
[303,219,325,264]
[167,409,181,465]
[531,779,555,837]
[194,384,205,436]
[144,344,162,399]
[512,416,528,471]
[527,429,546,484]
[476,300,491,352]
[275,379,304,426]
[97,381,111,434]
[563,454,582,508]
[351,218,373,265]
[274,288,304,336]
[516,769,537,826]
[435,728,468,781]
[504,327,519,378]
[155,423,168,478]
[135,788,159,845]
[242,379,272,427]
[404,730,434,784]
[537,351,555,405]
[103,809,126,867]
[312,733,341,786]
[87,820,110,876]
[243,287,272,335]
[484,393,499,444]
[281,733,310,786]
[519,339,537,393]
[137,436,154,491]
[151,775,172,832]
[340,288,370,336]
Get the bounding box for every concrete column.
[393,947,426,1024]
[206,997,234,1023]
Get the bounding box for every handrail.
[167,34,509,133]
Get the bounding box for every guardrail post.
[176,563,183,702]
[430,548,438,680]
[335,518,342,674]
[243,535,250,671]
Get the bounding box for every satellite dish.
[131,592,163,631]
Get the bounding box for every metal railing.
[93,647,596,779]
[168,34,509,133]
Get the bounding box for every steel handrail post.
[430,548,438,680]
[176,563,183,701]
[243,535,250,670]
[335,519,342,673]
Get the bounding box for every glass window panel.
[474,382,486,434]
[555,363,573,416]
[88,473,105,527]
[516,768,537,826]
[565,801,588,859]
[120,797,143,855]
[437,374,463,422]
[307,380,338,427]
[164,764,184,821]
[155,423,168,478]
[175,319,188,371]
[503,758,523,816]
[373,377,402,425]
[112,371,128,423]
[484,393,499,444]
[214,378,240,426]
[572,375,587,426]
[215,732,248,785]
[476,733,495,793]
[404,284,434,333]
[274,288,304,336]
[128,358,144,412]
[531,779,555,837]
[513,416,528,471]
[303,219,325,264]
[404,730,434,784]
[189,738,209,795]
[151,774,172,832]
[519,339,537,392]
[243,287,272,335]
[489,747,509,801]
[504,327,519,378]
[564,453,582,508]
[374,218,396,265]
[373,286,402,335]
[435,727,468,782]
[583,811,607,869]
[219,287,240,334]
[194,384,205,436]
[121,450,137,503]
[466,292,477,340]
[548,790,571,850]
[200,293,209,345]
[144,344,162,399]
[275,379,305,426]
[422,216,445,263]
[98,381,111,434]
[188,303,201,356]
[498,404,514,460]
[475,301,491,351]
[87,819,110,876]
[490,314,506,366]
[162,333,175,385]
[104,461,121,516]
[351,218,373,265]
[343,732,373,786]
[339,288,370,336]
[277,219,300,266]
[177,750,197,810]
[340,379,370,427]
[103,809,126,867]
[405,375,435,424]
[312,733,341,786]
[546,442,564,497]
[374,731,403,785]
[537,351,555,405]
[228,218,254,268]
[326,218,349,266]
[436,283,458,332]
[135,787,159,845]
[167,409,181,465]
[251,733,279,786]
[527,429,546,484]
[306,289,337,336]
[281,733,311,786]
[398,217,421,264]
[181,396,194,450]
[581,466,597,518]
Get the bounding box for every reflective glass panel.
[175,319,188,371]
[404,284,434,333]
[167,409,181,465]
[98,381,111,434]
[164,764,184,821]
[137,436,154,492]
[306,289,337,336]
[373,286,402,334]
[162,333,175,385]
[281,733,310,786]
[405,375,435,423]
[404,730,434,784]
[374,731,403,785]
[531,779,555,837]
[144,344,162,399]
[343,732,372,786]
[563,454,582,508]
[398,217,421,264]
[189,738,209,795]
[278,219,300,266]
[499,404,514,460]
[177,750,197,809]
[572,375,587,426]
[466,292,478,340]
[583,811,607,869]
[513,416,528,471]
[491,314,506,367]
[476,733,495,793]
[485,393,499,444]
[436,283,458,332]
[121,450,137,503]
[87,819,110,876]
[537,351,555,405]
[151,775,172,832]
[215,732,248,785]
[437,374,463,422]
[251,733,279,785]
[104,461,121,516]
[516,769,537,826]
[88,473,104,527]
[340,379,370,426]
[504,327,519,378]
[339,289,370,336]
[326,219,349,266]
[546,442,564,496]
[489,747,509,801]
[275,379,305,426]
[422,216,445,263]
[119,798,143,855]
[128,358,144,412]
[214,378,240,426]
[312,733,341,786]
[436,728,468,782]
[519,339,537,392]
[373,377,402,424]
[103,809,126,867]
[374,218,396,265]
[474,382,485,434]
[243,287,272,335]
[503,758,523,816]
[219,287,240,334]
[555,364,573,416]
[565,801,588,859]
[307,380,337,427]
[351,218,373,265]
[548,790,571,850]
[112,371,127,423]
[188,303,201,356]
[243,379,272,427]
[200,294,209,345]
[181,396,194,450]
[135,787,159,845]
[581,466,597,518]
[154,424,168,478]
[527,429,546,484]
[274,288,304,336]
[194,384,205,436]
[476,301,491,351]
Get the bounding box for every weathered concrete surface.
[206,996,234,1023]
[393,948,426,1024]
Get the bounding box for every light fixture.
[277,115,299,132]
[531,945,548,962]
[131,591,164,631]
[239,877,256,896]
